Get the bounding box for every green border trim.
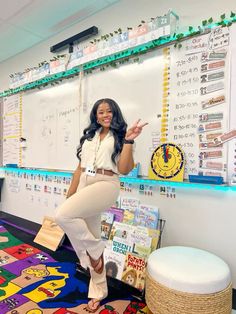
[1,17,235,98]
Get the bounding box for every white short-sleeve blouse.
[80,129,119,174]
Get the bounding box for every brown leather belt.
[81,168,115,176]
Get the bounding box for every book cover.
[112,195,121,208]
[120,196,140,212]
[121,252,147,291]
[122,209,135,225]
[133,225,161,252]
[134,204,159,229]
[148,228,161,252]
[101,212,114,240]
[112,236,133,255]
[106,207,124,222]
[130,226,152,248]
[109,222,135,241]
[132,243,151,258]
[104,247,126,280]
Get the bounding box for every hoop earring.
[97,120,100,124]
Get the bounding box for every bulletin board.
[3,23,236,182]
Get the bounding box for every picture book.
[131,225,160,252]
[121,252,147,291]
[106,206,124,222]
[109,221,135,242]
[130,227,152,248]
[148,228,161,251]
[104,247,126,280]
[132,243,151,258]
[144,226,161,250]
[134,204,159,229]
[112,236,133,255]
[122,209,135,225]
[101,211,114,224]
[101,212,114,240]
[112,195,121,208]
[120,196,140,212]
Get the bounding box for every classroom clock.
[148,143,185,182]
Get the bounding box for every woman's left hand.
[125,119,148,141]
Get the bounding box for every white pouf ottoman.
[145,246,232,314]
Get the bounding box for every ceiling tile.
[0,23,41,62]
[0,0,120,63]
[0,0,33,20]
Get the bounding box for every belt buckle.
[101,169,105,175]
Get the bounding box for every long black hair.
[77,98,127,164]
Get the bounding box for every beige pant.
[55,171,120,299]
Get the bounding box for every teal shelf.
[1,167,72,178]
[120,176,236,191]
[1,167,236,191]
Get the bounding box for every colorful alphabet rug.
[0,225,150,313]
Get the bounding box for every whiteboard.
[21,50,164,174]
[22,78,81,170]
[81,50,164,176]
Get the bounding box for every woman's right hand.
[125,119,148,141]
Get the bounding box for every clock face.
[150,143,185,179]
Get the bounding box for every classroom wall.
[1,0,236,287]
[0,0,235,88]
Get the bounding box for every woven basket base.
[145,271,232,314]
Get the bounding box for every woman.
[55,98,147,312]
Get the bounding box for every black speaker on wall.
[50,26,98,53]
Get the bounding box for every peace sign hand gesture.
[125,119,148,141]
